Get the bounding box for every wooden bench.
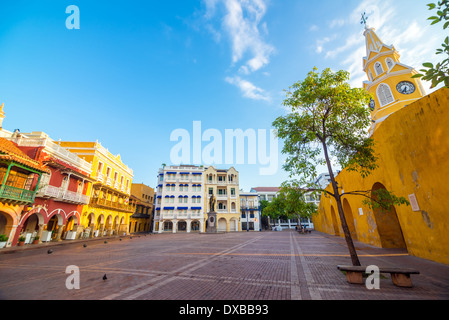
[337,265,420,288]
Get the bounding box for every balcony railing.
[37,185,90,205]
[0,185,36,204]
[90,197,135,212]
[9,136,92,175]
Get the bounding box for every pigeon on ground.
[47,249,53,254]
[103,274,107,280]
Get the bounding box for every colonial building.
[0,135,49,247]
[313,25,449,265]
[129,183,154,233]
[6,131,94,243]
[59,141,134,238]
[239,191,260,231]
[204,166,240,232]
[153,165,205,233]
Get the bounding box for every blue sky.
[0,0,446,191]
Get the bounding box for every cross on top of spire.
[361,12,369,29]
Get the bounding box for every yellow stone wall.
[313,87,449,264]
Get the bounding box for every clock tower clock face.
[369,99,375,111]
[396,81,415,94]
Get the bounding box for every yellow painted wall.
[60,141,134,237]
[313,87,449,264]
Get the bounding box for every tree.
[273,67,409,266]
[412,1,449,88]
[279,180,317,225]
[261,184,317,229]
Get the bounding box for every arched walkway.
[330,205,340,236]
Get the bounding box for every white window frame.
[376,83,395,107]
[374,61,384,76]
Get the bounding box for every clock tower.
[362,25,426,134]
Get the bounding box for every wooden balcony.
[90,197,135,213]
[0,185,36,204]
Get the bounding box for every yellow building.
[204,166,241,232]
[59,141,134,238]
[129,183,154,233]
[312,25,449,264]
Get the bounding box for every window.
[374,61,383,75]
[385,57,394,70]
[377,84,395,107]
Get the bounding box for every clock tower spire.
[362,25,426,134]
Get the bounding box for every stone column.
[37,224,44,244]
[56,225,64,241]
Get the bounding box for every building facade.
[0,136,49,247]
[239,191,260,231]
[7,131,94,244]
[129,183,154,233]
[153,165,205,233]
[204,166,240,232]
[313,25,449,265]
[59,141,134,238]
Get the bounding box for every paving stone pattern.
[0,231,448,300]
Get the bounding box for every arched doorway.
[95,215,104,237]
[371,183,406,248]
[218,218,227,232]
[105,215,113,235]
[112,216,119,235]
[47,214,62,241]
[0,212,11,238]
[342,198,357,240]
[330,205,340,236]
[191,220,200,232]
[62,215,77,239]
[229,218,238,232]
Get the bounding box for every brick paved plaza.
[1,230,449,301]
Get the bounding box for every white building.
[153,165,205,233]
[239,191,261,231]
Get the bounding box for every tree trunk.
[322,141,361,266]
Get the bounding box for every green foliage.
[412,1,449,88]
[0,234,8,242]
[262,194,286,220]
[362,188,410,211]
[279,180,318,219]
[261,183,317,221]
[273,67,374,184]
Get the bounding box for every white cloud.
[325,34,362,59]
[329,19,345,29]
[201,0,274,101]
[225,76,270,101]
[201,0,274,72]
